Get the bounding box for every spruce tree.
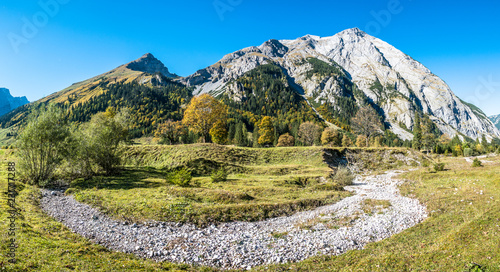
[241,123,248,147]
[412,113,422,150]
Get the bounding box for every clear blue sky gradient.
[1,0,500,115]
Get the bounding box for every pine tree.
[241,123,248,147]
[252,125,260,148]
[412,113,422,150]
[234,122,243,146]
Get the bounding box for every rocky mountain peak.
[0,87,29,117]
[258,39,289,58]
[126,53,177,78]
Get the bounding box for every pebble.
[40,170,428,270]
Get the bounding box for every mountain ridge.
[0,88,29,117]
[180,28,500,140]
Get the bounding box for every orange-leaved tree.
[182,94,227,143]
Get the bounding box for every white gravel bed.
[40,170,427,270]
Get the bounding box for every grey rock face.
[126,53,177,78]
[0,88,29,117]
[180,28,500,140]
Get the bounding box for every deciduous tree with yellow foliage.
[182,94,227,143]
[258,116,275,147]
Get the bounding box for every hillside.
[0,54,191,138]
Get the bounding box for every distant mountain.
[0,88,29,117]
[181,28,500,140]
[40,53,177,105]
[0,54,191,138]
[490,114,500,130]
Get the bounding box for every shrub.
[433,162,445,172]
[167,168,192,187]
[463,148,473,157]
[17,105,71,186]
[472,158,483,167]
[211,167,228,183]
[330,166,354,186]
[276,133,295,147]
[285,177,312,187]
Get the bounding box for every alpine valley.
[1,28,499,143]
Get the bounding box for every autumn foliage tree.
[298,122,321,146]
[182,94,227,143]
[342,134,353,147]
[209,120,228,144]
[277,133,295,147]
[155,119,186,145]
[321,127,340,146]
[258,116,275,146]
[351,105,383,147]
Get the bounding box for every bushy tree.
[155,119,186,145]
[182,94,227,142]
[321,127,340,146]
[258,116,275,146]
[17,105,71,185]
[351,105,382,147]
[277,133,295,147]
[356,135,368,147]
[209,120,228,144]
[298,122,321,146]
[342,134,353,147]
[78,107,129,175]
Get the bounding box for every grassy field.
[2,145,498,271]
[259,154,500,272]
[68,144,350,226]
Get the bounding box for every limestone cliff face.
[180,28,500,140]
[0,88,29,117]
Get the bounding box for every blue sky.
[1,0,500,115]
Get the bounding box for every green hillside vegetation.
[222,64,320,128]
[68,79,192,138]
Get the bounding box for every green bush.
[422,160,430,167]
[433,163,445,172]
[167,168,192,187]
[211,167,228,183]
[463,148,473,157]
[285,176,313,187]
[472,158,483,168]
[331,166,355,186]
